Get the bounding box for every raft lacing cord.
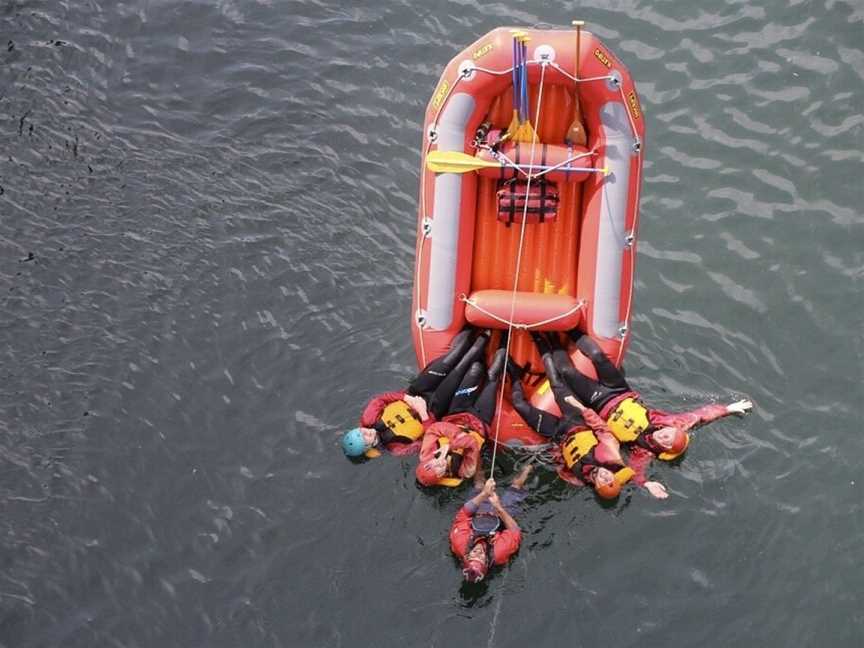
[482,146,598,180]
[458,293,586,330]
[489,59,549,476]
[547,64,615,86]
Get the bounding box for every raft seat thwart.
[464,289,584,332]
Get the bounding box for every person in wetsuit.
[342,328,490,458]
[415,342,508,487]
[449,464,531,583]
[534,330,752,481]
[508,333,667,499]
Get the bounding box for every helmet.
[658,428,690,461]
[594,479,622,500]
[341,428,368,457]
[415,461,443,486]
[462,539,490,582]
[462,561,488,583]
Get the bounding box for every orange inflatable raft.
[411,25,646,446]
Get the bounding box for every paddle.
[513,34,538,143]
[425,150,607,176]
[519,35,528,123]
[565,20,587,146]
[505,31,526,139]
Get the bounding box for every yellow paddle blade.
[513,120,538,143]
[425,150,501,174]
[505,109,520,139]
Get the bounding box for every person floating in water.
[537,330,752,477]
[415,341,507,487]
[449,464,531,583]
[341,328,489,458]
[510,335,667,499]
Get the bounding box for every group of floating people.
[341,327,752,583]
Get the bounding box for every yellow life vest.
[561,430,598,469]
[606,398,650,442]
[613,466,635,486]
[381,400,424,441]
[434,430,485,487]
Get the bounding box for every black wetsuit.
[407,328,490,419]
[510,333,586,440]
[535,331,630,414]
[446,347,507,426]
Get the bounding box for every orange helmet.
[657,428,690,460]
[594,479,622,500]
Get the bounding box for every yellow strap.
[606,398,649,442]
[562,430,597,468]
[436,477,464,487]
[381,401,424,441]
[614,466,635,486]
[364,447,382,459]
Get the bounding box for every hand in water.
[727,399,753,415]
[644,481,668,499]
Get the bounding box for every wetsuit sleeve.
[421,415,437,433]
[451,431,478,452]
[583,409,611,436]
[626,447,654,486]
[359,391,405,428]
[556,465,583,487]
[511,380,562,438]
[419,423,447,463]
[449,507,474,560]
[649,403,732,434]
[453,433,482,479]
[492,529,521,565]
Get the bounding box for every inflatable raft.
[411,25,645,446]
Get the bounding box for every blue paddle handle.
[520,41,528,122]
[511,38,519,113]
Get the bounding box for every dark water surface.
[2,1,862,646]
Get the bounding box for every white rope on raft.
[547,62,615,85]
[483,146,599,181]
[489,58,550,475]
[459,294,586,330]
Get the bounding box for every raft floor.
[472,84,583,373]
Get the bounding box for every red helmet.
[415,462,442,486]
[462,561,488,583]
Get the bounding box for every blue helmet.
[341,428,368,457]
